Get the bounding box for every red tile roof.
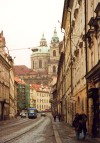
[14,76,26,85]
[30,84,41,90]
[30,84,50,92]
[14,65,37,75]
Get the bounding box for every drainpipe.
[69,10,72,97]
[85,0,88,117]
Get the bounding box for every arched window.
[53,50,56,56]
[39,60,42,68]
[53,66,56,73]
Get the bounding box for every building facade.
[9,56,17,118]
[36,85,51,112]
[48,27,60,85]
[31,34,50,85]
[85,1,100,137]
[30,84,36,108]
[15,77,30,113]
[31,28,60,86]
[56,0,100,137]
[0,31,16,120]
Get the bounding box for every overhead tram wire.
[8,47,31,51]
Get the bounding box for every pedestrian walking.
[72,113,82,140]
[53,113,56,122]
[80,113,87,140]
[58,113,61,122]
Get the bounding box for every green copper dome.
[51,27,59,43]
[31,33,50,55]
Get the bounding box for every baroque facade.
[31,28,60,86]
[48,27,60,85]
[55,0,100,138]
[14,28,60,87]
[85,1,100,137]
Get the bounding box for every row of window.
[36,104,49,109]
[37,93,49,97]
[37,99,49,103]
[33,60,57,73]
[32,50,57,69]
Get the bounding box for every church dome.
[32,34,50,55]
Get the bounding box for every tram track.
[0,117,46,143]
[0,117,38,131]
[0,118,27,131]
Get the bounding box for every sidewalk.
[51,116,100,143]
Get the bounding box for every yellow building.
[35,85,51,112]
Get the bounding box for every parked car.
[41,112,46,117]
[21,112,26,118]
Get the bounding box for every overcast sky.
[0,0,64,68]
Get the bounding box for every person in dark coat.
[53,113,56,122]
[80,113,87,140]
[58,113,61,122]
[72,113,82,140]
